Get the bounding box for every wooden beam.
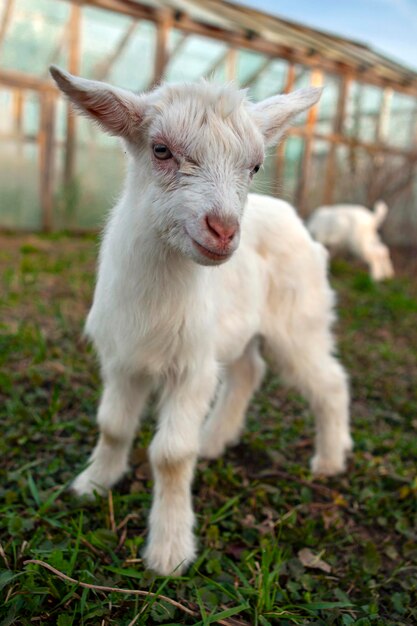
[64,3,81,188]
[289,125,417,159]
[0,0,14,57]
[94,20,138,80]
[39,92,56,232]
[86,0,155,22]
[0,67,57,91]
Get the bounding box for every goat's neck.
[112,165,209,307]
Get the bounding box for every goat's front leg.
[73,371,152,496]
[144,364,217,576]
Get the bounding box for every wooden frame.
[0,0,417,231]
[64,3,81,192]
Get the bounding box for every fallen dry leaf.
[298,547,332,573]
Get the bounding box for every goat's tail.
[373,200,389,228]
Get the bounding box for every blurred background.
[0,0,416,243]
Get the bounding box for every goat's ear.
[50,65,146,139]
[251,87,322,146]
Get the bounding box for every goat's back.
[307,204,381,252]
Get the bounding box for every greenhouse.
[1,0,417,243]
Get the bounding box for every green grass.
[1,238,417,625]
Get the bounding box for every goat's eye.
[252,164,261,175]
[153,144,172,160]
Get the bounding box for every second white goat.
[307,201,394,281]
[51,66,352,576]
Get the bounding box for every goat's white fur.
[51,66,352,576]
[307,202,394,281]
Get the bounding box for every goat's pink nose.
[206,215,238,243]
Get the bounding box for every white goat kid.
[51,66,352,576]
[307,202,394,281]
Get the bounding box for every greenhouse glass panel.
[0,140,41,229]
[358,85,383,142]
[315,74,339,135]
[307,140,330,211]
[103,21,156,92]
[373,156,417,244]
[248,59,288,102]
[281,136,304,204]
[23,92,40,137]
[1,0,69,76]
[0,86,41,229]
[292,65,312,126]
[0,90,13,135]
[80,7,157,91]
[387,92,416,149]
[165,34,227,82]
[63,143,125,229]
[237,50,267,86]
[333,145,373,205]
[55,96,67,143]
[343,81,361,137]
[343,82,383,142]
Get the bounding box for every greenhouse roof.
[90,0,417,91]
[0,0,416,96]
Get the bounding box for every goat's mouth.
[190,237,232,263]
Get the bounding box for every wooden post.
[13,89,23,159]
[225,46,237,81]
[39,92,56,232]
[0,0,15,58]
[64,3,81,188]
[153,11,171,86]
[295,68,323,215]
[323,75,350,204]
[12,89,23,134]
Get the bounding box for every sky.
[232,0,417,71]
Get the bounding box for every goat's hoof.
[72,471,106,498]
[144,539,196,576]
[343,435,354,454]
[310,455,346,477]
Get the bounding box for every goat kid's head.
[51,66,321,266]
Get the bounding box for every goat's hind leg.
[265,330,352,477]
[73,372,152,496]
[200,337,266,459]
